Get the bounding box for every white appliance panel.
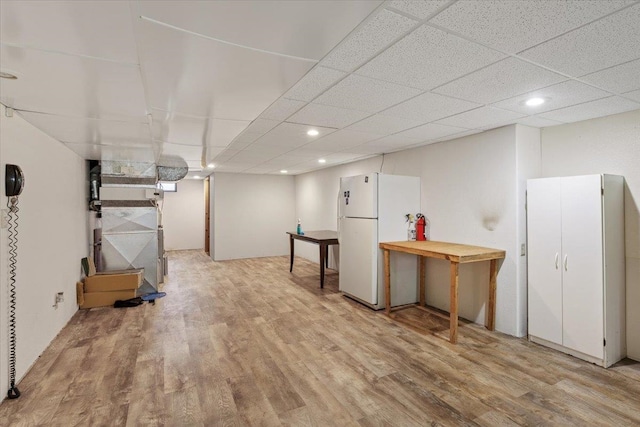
[338,217,378,305]
[561,175,604,358]
[527,178,563,345]
[339,174,378,219]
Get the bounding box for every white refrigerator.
[338,173,420,309]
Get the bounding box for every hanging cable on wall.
[6,164,24,400]
[6,196,20,399]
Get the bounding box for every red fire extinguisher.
[416,214,426,241]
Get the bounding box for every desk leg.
[325,245,329,268]
[384,249,391,315]
[419,256,426,307]
[289,235,294,273]
[450,261,459,344]
[319,244,326,289]
[487,259,497,331]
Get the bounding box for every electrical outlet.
[1,209,8,229]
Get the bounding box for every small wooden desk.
[287,230,339,288]
[379,240,505,344]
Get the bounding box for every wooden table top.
[287,230,339,243]
[379,240,505,263]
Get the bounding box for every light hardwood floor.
[1,250,639,426]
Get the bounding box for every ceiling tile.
[320,9,418,72]
[136,19,314,120]
[63,142,156,163]
[226,133,262,150]
[379,92,481,123]
[229,150,277,163]
[208,119,251,147]
[260,98,306,121]
[520,3,640,76]
[314,74,422,113]
[434,57,567,104]
[288,103,371,129]
[429,0,634,54]
[285,148,333,159]
[433,129,483,143]
[356,24,506,90]
[236,144,291,156]
[516,116,566,128]
[253,122,336,148]
[135,0,381,60]
[0,44,147,119]
[434,106,526,129]
[213,162,258,172]
[243,118,280,135]
[623,89,640,103]
[303,129,384,151]
[362,134,424,149]
[151,111,207,145]
[152,111,249,148]
[0,1,138,62]
[284,66,347,102]
[18,111,150,146]
[347,114,424,134]
[212,149,241,162]
[492,80,611,115]
[157,142,202,161]
[394,123,470,141]
[323,152,372,163]
[387,0,451,20]
[537,96,640,123]
[243,166,279,175]
[580,59,640,94]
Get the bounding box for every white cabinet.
[527,174,625,367]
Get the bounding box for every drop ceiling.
[1,0,639,178]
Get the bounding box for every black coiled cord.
[7,196,21,399]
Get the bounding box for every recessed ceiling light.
[525,97,545,107]
[307,129,319,136]
[193,175,200,179]
[207,163,215,168]
[280,170,288,174]
[318,159,326,163]
[0,71,18,80]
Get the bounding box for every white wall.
[162,179,204,250]
[540,109,640,360]
[296,125,536,337]
[212,172,295,260]
[0,104,88,397]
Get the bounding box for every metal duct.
[157,155,189,182]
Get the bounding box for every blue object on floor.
[140,292,166,302]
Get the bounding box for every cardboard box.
[84,269,143,293]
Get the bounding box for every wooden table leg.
[289,235,294,273]
[419,256,426,307]
[449,261,459,344]
[319,243,326,288]
[325,245,329,268]
[487,259,497,331]
[384,249,391,315]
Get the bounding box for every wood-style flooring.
[1,250,639,426]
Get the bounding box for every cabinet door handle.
[555,253,559,269]
[564,254,568,271]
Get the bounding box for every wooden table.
[379,240,505,344]
[287,230,339,288]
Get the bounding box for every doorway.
[204,176,210,255]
